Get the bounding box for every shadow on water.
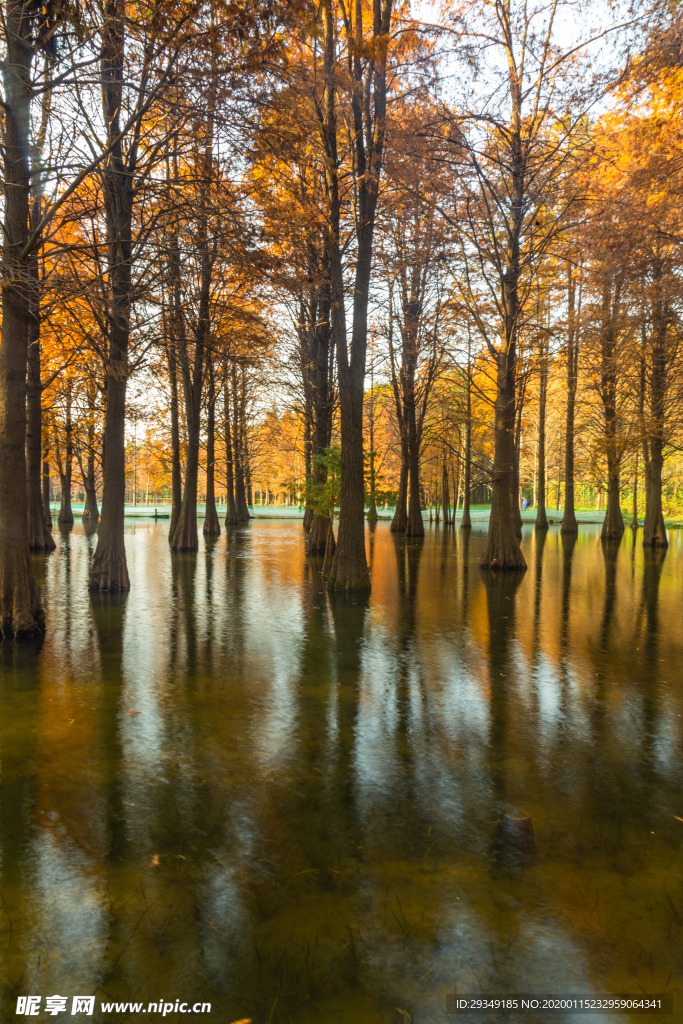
[2,520,683,1020]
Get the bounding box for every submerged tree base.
[327,573,371,592]
[203,507,221,538]
[28,507,56,552]
[480,516,527,571]
[89,541,130,592]
[390,508,407,533]
[309,515,333,556]
[561,509,578,534]
[0,550,46,639]
[601,514,624,541]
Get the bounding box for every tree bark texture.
[304,271,335,555]
[561,265,579,533]
[27,293,55,549]
[223,371,239,525]
[479,53,526,571]
[232,366,250,522]
[0,0,45,635]
[643,290,668,547]
[203,363,220,537]
[391,443,409,532]
[42,455,52,526]
[89,0,132,591]
[535,338,548,531]
[461,357,472,530]
[480,349,527,570]
[323,0,393,591]
[171,86,215,551]
[442,458,450,527]
[598,281,624,542]
[58,393,74,525]
[167,340,183,540]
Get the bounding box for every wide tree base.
[89,543,130,592]
[328,537,370,592]
[390,508,407,533]
[535,507,549,531]
[203,507,221,538]
[171,507,199,552]
[406,513,425,538]
[0,550,46,639]
[643,525,668,548]
[303,507,314,531]
[309,515,333,556]
[28,509,56,552]
[480,517,527,571]
[600,519,624,541]
[561,510,578,534]
[328,573,371,592]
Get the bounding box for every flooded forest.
[0,0,682,1020]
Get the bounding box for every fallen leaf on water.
[674,816,683,823]
[175,854,186,860]
[208,920,218,932]
[150,855,160,867]
[128,709,142,715]
[68,719,75,725]
[436,703,445,707]
[230,1018,252,1023]
[123,802,136,807]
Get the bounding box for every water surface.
[1,521,682,1022]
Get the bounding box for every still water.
[1,521,682,1022]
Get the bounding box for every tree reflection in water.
[0,519,681,1020]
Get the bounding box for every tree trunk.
[58,394,74,525]
[511,388,524,538]
[535,338,548,531]
[203,362,220,538]
[171,84,215,551]
[480,72,526,571]
[89,0,132,592]
[480,348,527,570]
[223,369,238,525]
[599,282,624,543]
[406,437,424,537]
[461,354,472,529]
[391,442,408,532]
[42,455,52,526]
[166,341,182,539]
[561,264,578,533]
[453,460,462,521]
[643,294,668,548]
[303,398,313,531]
[324,0,392,591]
[27,299,55,550]
[602,453,624,540]
[0,0,45,636]
[82,462,99,526]
[309,276,334,553]
[442,458,450,527]
[232,366,250,521]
